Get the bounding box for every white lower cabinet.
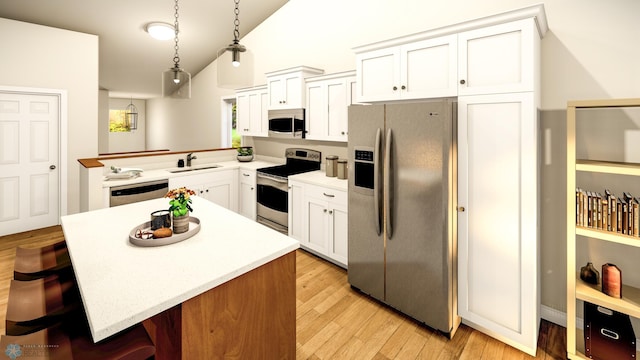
[289,180,348,268]
[238,169,256,220]
[169,170,238,212]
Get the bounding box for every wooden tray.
[129,217,201,247]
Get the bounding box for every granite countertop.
[60,197,299,342]
[289,170,348,192]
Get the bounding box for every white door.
[0,92,60,236]
[457,92,538,356]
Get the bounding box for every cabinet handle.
[329,210,333,215]
[324,209,327,213]
[459,79,466,85]
[242,173,250,176]
[392,86,398,91]
[250,187,254,190]
[341,131,345,135]
[401,85,406,90]
[457,206,465,212]
[323,192,335,198]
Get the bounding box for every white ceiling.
[0,0,288,98]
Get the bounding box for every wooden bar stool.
[0,323,155,360]
[5,274,81,336]
[14,241,73,281]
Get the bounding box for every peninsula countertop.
[60,197,299,342]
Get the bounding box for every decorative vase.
[172,214,190,234]
[602,263,622,298]
[580,262,600,285]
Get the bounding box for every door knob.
[49,165,56,170]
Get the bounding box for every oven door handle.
[257,173,288,184]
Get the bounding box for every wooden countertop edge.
[78,158,104,168]
[78,148,235,169]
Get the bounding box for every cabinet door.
[238,170,256,220]
[305,196,329,254]
[288,180,305,241]
[268,76,284,108]
[305,81,325,140]
[326,79,349,141]
[457,92,538,355]
[356,47,400,102]
[458,19,537,95]
[400,35,457,100]
[283,74,303,108]
[329,201,348,267]
[248,91,264,136]
[236,92,250,135]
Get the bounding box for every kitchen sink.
[168,165,221,173]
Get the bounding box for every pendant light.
[226,0,246,68]
[125,97,138,130]
[162,0,191,99]
[216,0,253,88]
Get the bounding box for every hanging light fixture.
[125,97,138,130]
[226,0,246,67]
[216,0,252,88]
[162,0,191,98]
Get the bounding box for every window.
[221,96,240,148]
[231,103,240,148]
[109,109,131,132]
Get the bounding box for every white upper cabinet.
[353,4,548,103]
[458,19,538,96]
[266,66,324,110]
[305,71,356,142]
[236,85,268,137]
[355,35,457,102]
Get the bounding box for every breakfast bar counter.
[60,197,299,359]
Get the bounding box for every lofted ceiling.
[0,0,288,98]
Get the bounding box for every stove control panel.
[285,148,322,163]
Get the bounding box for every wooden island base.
[143,252,296,359]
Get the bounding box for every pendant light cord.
[173,0,181,68]
[233,0,240,43]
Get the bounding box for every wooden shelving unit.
[567,98,640,359]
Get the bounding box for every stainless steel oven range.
[256,148,321,234]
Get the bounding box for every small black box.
[584,302,636,360]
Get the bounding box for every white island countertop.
[60,197,299,342]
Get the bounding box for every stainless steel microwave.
[268,108,305,139]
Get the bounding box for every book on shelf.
[574,188,640,237]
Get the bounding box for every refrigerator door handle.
[385,128,393,239]
[374,128,382,235]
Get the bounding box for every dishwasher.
[109,179,169,207]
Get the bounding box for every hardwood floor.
[0,226,567,359]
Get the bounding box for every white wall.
[0,18,98,216]
[146,61,236,152]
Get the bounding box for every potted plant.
[165,187,196,234]
[237,146,254,162]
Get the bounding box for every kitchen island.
[60,197,298,359]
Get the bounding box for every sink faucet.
[186,153,197,167]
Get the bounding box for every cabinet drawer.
[305,184,347,205]
[239,169,256,184]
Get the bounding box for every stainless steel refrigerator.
[347,100,459,337]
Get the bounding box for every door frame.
[0,85,68,226]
